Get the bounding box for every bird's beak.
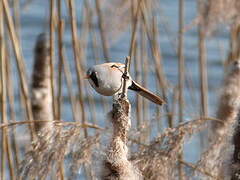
[84,75,90,79]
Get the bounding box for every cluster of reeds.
[0,0,240,179]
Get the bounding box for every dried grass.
[131,118,209,180]
[19,125,100,179]
[194,60,240,179]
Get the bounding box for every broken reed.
[31,33,53,133]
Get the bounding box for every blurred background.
[0,0,240,179]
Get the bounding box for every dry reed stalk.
[0,4,6,178]
[94,0,110,60]
[141,27,149,132]
[57,3,64,121]
[102,57,142,179]
[56,2,65,178]
[227,25,240,65]
[128,0,143,58]
[150,16,171,126]
[81,1,98,126]
[3,0,35,140]
[198,23,208,118]
[31,33,53,133]
[62,48,78,122]
[85,0,110,113]
[55,14,80,123]
[5,46,20,171]
[171,87,179,127]
[0,3,16,179]
[13,0,21,39]
[178,0,185,179]
[78,3,98,178]
[67,0,87,137]
[195,60,240,179]
[86,6,110,112]
[0,31,16,180]
[138,2,170,128]
[0,120,104,130]
[198,1,209,152]
[133,42,143,130]
[49,0,57,120]
[179,160,215,178]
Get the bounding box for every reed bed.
[0,0,240,179]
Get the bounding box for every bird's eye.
[90,71,99,87]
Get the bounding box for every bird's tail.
[128,80,166,105]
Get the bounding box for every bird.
[85,62,166,105]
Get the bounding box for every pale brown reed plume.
[102,57,142,180]
[31,33,53,134]
[0,3,16,179]
[2,0,35,140]
[197,0,240,35]
[19,124,100,179]
[194,60,240,179]
[131,118,212,180]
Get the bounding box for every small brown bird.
[85,62,166,105]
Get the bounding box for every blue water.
[9,0,231,178]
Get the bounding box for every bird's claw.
[122,73,129,80]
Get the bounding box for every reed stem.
[178,0,185,178]
[67,0,87,137]
[3,0,35,140]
